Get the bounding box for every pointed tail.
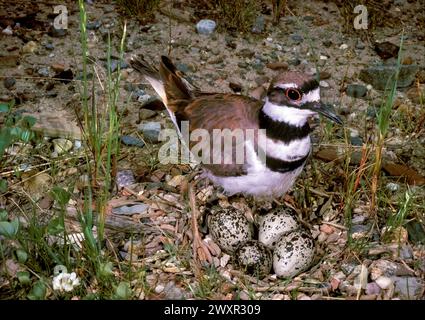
[130,54,168,105]
[130,55,195,113]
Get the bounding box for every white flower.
[52,272,80,292]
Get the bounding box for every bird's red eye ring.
[285,88,302,101]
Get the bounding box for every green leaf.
[22,115,37,127]
[82,293,98,300]
[9,126,21,137]
[115,282,131,299]
[16,249,28,264]
[0,179,7,193]
[51,187,71,207]
[83,225,97,252]
[11,217,19,234]
[27,280,46,300]
[19,129,33,143]
[47,217,65,235]
[0,209,7,221]
[17,271,31,285]
[0,130,13,156]
[99,261,114,277]
[0,103,9,113]
[0,218,19,238]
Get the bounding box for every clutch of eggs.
[209,207,315,278]
[258,208,315,278]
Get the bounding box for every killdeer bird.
[130,55,342,198]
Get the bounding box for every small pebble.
[137,94,152,104]
[74,140,82,150]
[375,276,393,289]
[319,71,331,80]
[339,43,348,50]
[350,224,370,239]
[2,26,13,35]
[239,290,250,300]
[288,58,301,66]
[154,284,165,294]
[398,245,413,260]
[266,62,289,70]
[120,135,145,148]
[319,80,329,88]
[3,77,16,89]
[196,19,216,35]
[52,138,73,155]
[386,182,400,192]
[167,175,185,188]
[116,170,136,188]
[291,34,303,43]
[375,41,400,60]
[86,20,101,30]
[365,282,381,295]
[138,108,157,122]
[49,26,67,37]
[38,67,49,77]
[355,41,365,50]
[112,204,148,215]
[22,41,37,54]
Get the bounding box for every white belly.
[207,138,310,197]
[208,166,305,197]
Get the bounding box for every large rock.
[392,277,424,299]
[138,122,161,143]
[359,65,419,90]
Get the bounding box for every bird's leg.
[188,183,212,264]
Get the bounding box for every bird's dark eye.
[285,88,302,101]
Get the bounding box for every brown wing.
[181,94,263,177]
[131,55,263,176]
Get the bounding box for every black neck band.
[259,110,311,143]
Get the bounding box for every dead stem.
[188,182,212,264]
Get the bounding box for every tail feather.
[130,55,198,113]
[159,56,193,103]
[130,54,159,80]
[130,55,167,104]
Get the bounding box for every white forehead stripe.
[276,83,298,89]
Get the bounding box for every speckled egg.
[208,208,253,253]
[235,240,273,278]
[273,229,315,278]
[258,208,299,249]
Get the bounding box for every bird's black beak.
[310,102,343,125]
